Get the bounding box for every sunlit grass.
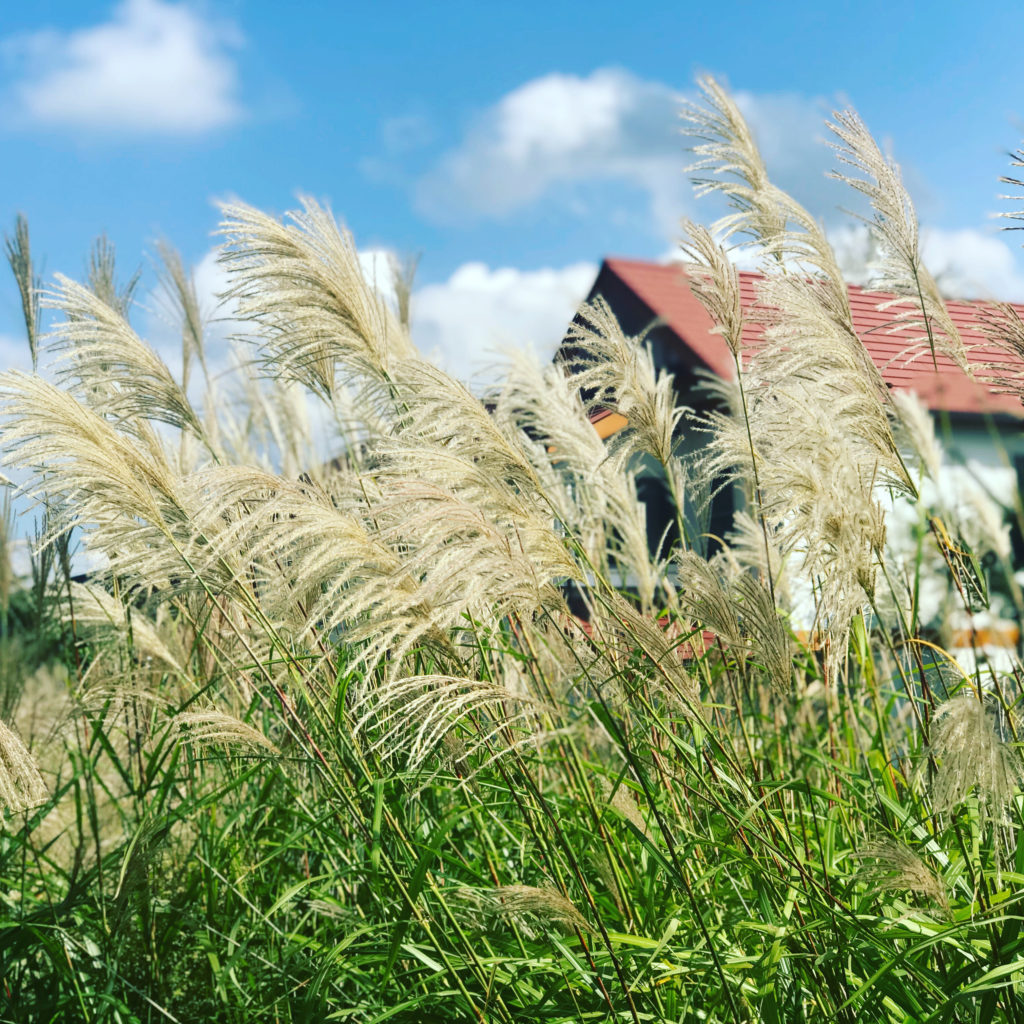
[2,77,1024,1023]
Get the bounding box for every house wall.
[925,415,1024,548]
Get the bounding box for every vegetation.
[3,77,1024,1022]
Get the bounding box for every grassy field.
[3,77,1024,1023]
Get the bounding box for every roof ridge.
[592,257,1024,419]
[603,256,1024,311]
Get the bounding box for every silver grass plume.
[43,274,207,442]
[965,486,1012,563]
[598,776,650,837]
[249,375,318,482]
[732,571,794,693]
[683,76,785,251]
[0,375,255,605]
[389,251,420,330]
[0,718,47,816]
[679,222,745,358]
[67,583,186,676]
[494,349,663,611]
[562,297,686,471]
[351,675,543,773]
[155,241,208,394]
[682,80,917,667]
[829,111,970,374]
[975,302,1024,403]
[998,146,1024,229]
[0,373,180,529]
[211,346,323,479]
[721,510,787,600]
[682,80,911,482]
[87,233,141,317]
[76,683,172,719]
[4,215,40,370]
[72,686,172,767]
[676,551,792,692]
[193,466,456,669]
[218,197,416,401]
[754,274,908,485]
[891,389,943,483]
[386,359,543,497]
[0,488,12,635]
[372,477,575,633]
[683,77,853,327]
[925,692,1024,826]
[482,884,592,936]
[174,709,278,754]
[692,342,893,665]
[854,838,948,913]
[370,359,582,627]
[674,550,743,649]
[589,590,702,717]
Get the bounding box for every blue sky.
[1,0,1023,375]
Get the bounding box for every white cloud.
[190,246,235,335]
[414,69,862,241]
[415,69,686,233]
[829,223,877,286]
[410,261,596,379]
[4,0,243,135]
[149,238,595,390]
[830,222,1024,300]
[922,228,1024,301]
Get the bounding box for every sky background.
[1,0,1023,380]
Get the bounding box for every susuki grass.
[4,77,1024,1022]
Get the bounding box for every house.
[556,258,1024,660]
[558,257,1024,555]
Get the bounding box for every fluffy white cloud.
[415,69,686,232]
[410,261,597,379]
[830,222,1024,300]
[413,69,861,241]
[4,0,243,135]
[829,223,877,286]
[922,228,1024,301]
[147,242,595,387]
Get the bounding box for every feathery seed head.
[562,297,686,469]
[485,884,592,935]
[927,692,1023,824]
[679,222,745,358]
[829,110,970,374]
[0,719,47,818]
[218,196,416,400]
[598,776,650,837]
[855,838,948,912]
[891,389,943,483]
[684,78,852,320]
[4,214,40,370]
[174,710,278,754]
[44,275,206,440]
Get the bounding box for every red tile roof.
[603,257,1024,419]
